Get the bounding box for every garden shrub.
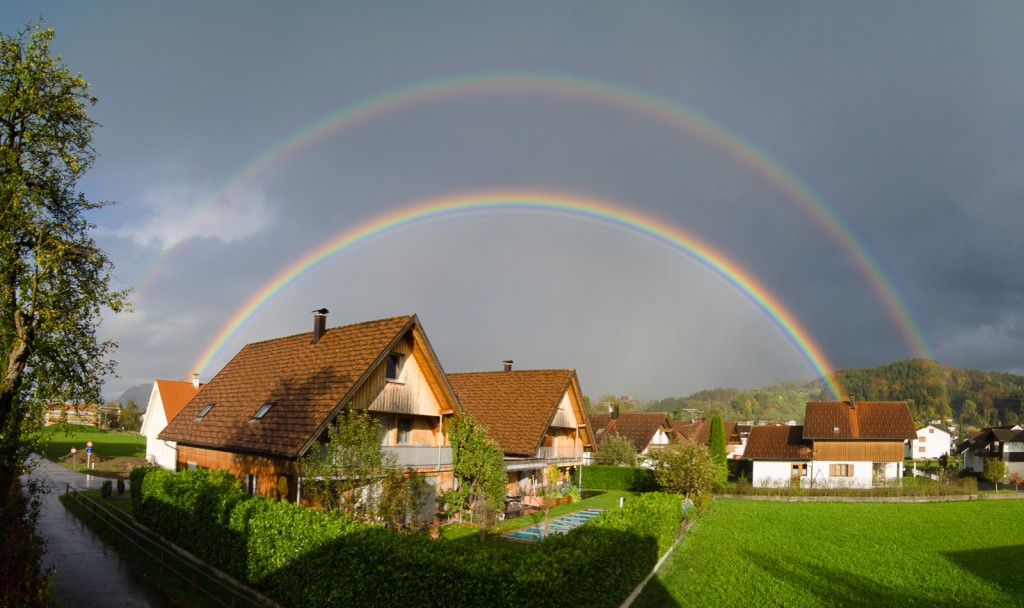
[580,464,657,492]
[132,469,685,608]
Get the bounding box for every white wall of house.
[1006,441,1024,478]
[751,460,807,487]
[141,383,177,470]
[961,447,986,473]
[642,428,672,453]
[751,459,902,488]
[907,425,952,460]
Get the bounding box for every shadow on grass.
[740,549,953,607]
[943,544,1024,596]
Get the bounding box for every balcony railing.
[384,445,452,469]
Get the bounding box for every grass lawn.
[42,424,147,478]
[636,498,1024,607]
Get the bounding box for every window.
[186,461,198,470]
[928,428,935,434]
[196,403,215,419]
[919,436,926,443]
[251,402,274,421]
[830,464,853,477]
[386,353,403,381]
[919,446,926,453]
[791,463,807,478]
[244,473,257,495]
[397,418,412,445]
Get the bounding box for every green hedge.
[130,468,683,607]
[580,464,658,492]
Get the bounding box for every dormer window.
[196,403,215,420]
[386,353,403,382]
[251,402,274,421]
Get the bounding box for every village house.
[906,423,954,460]
[159,313,460,509]
[958,425,1024,477]
[587,411,676,463]
[447,364,593,509]
[671,419,745,459]
[745,400,916,488]
[44,403,120,428]
[140,377,206,470]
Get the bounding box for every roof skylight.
[251,402,274,421]
[196,403,215,419]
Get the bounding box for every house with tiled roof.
[958,425,1024,477]
[906,423,954,460]
[745,400,916,488]
[672,419,744,458]
[588,411,675,461]
[159,313,460,505]
[141,377,205,470]
[447,365,593,500]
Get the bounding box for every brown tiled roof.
[672,420,740,445]
[590,412,673,452]
[447,370,586,455]
[803,401,916,440]
[160,315,419,458]
[155,380,205,423]
[744,425,812,460]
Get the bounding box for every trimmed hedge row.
[580,464,658,492]
[130,467,683,607]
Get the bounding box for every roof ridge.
[241,314,415,347]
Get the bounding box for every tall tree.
[119,398,142,432]
[707,415,728,488]
[1,21,126,605]
[1,18,128,509]
[441,414,506,542]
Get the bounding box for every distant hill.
[642,359,1024,428]
[645,381,824,422]
[112,383,152,411]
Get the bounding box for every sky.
[4,2,1024,402]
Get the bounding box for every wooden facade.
[813,440,905,462]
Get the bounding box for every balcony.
[384,445,452,469]
[536,446,584,463]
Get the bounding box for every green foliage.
[131,468,686,607]
[594,432,637,466]
[649,441,717,509]
[580,464,657,492]
[0,478,53,607]
[636,499,1024,607]
[982,458,1008,490]
[119,398,142,432]
[1,20,130,484]
[442,414,506,540]
[707,415,728,487]
[300,410,403,522]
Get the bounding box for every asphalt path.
[24,456,170,608]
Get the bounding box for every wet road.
[24,456,169,608]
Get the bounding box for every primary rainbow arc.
[191,190,846,399]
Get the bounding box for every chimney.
[848,396,856,409]
[502,360,513,372]
[311,308,329,344]
[192,373,200,389]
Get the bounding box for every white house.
[141,377,204,470]
[907,424,953,460]
[746,400,916,489]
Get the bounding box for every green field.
[42,424,145,460]
[636,498,1024,607]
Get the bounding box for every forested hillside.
[643,359,1024,428]
[829,359,1024,428]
